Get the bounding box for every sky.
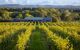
[0,0,80,5]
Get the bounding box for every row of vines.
[0,22,80,50]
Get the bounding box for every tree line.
[0,8,80,22]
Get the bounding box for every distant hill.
[0,4,80,9]
[0,4,22,8]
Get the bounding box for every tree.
[16,13,23,19]
[24,10,33,18]
[47,8,61,22]
[1,10,11,20]
[61,10,72,21]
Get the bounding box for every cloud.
[11,0,17,3]
[4,0,17,4]
[0,0,80,5]
[5,0,8,2]
[27,0,80,5]
[9,0,17,4]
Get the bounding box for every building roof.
[24,17,44,20]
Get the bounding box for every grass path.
[25,27,48,50]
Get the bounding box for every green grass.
[26,27,48,50]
